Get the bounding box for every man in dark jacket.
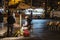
[7,14,15,37]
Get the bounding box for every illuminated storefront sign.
[25,8,45,15]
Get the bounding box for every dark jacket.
[27,18,32,25]
[7,15,15,24]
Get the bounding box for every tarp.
[17,3,30,9]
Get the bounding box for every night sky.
[0,0,2,6]
[0,0,60,7]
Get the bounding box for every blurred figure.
[24,16,32,30]
[22,16,30,37]
[22,16,30,27]
[7,14,15,37]
[0,12,3,29]
[22,16,28,27]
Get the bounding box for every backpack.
[23,29,30,37]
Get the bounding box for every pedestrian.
[22,16,32,30]
[27,16,32,30]
[7,14,15,37]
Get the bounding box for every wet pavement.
[0,19,60,40]
[31,19,60,40]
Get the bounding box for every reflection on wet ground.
[1,19,60,40]
[30,19,60,40]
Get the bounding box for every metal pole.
[31,0,33,20]
[2,0,3,7]
[31,0,32,7]
[45,0,48,18]
[20,14,22,27]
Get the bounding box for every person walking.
[7,14,15,37]
[27,16,32,30]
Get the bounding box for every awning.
[17,3,30,9]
